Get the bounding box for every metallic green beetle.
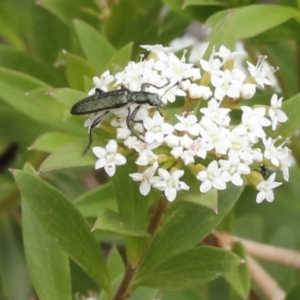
[71,82,170,154]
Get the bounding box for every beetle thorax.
[129,92,162,107]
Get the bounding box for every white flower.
[174,114,200,136]
[268,94,288,130]
[234,106,271,143]
[199,117,231,155]
[278,145,291,181]
[188,83,212,100]
[215,45,243,62]
[93,140,126,177]
[153,169,190,202]
[130,166,160,196]
[197,160,227,193]
[200,98,231,127]
[136,149,158,166]
[88,70,114,95]
[140,44,172,53]
[219,153,250,186]
[199,48,223,75]
[247,56,276,88]
[159,52,197,81]
[143,111,174,144]
[170,135,194,165]
[211,69,245,100]
[263,137,285,167]
[190,137,209,159]
[256,173,282,203]
[241,83,256,99]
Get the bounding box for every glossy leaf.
[0,216,31,300]
[134,247,242,289]
[31,3,72,73]
[39,141,96,172]
[22,200,72,300]
[74,20,115,73]
[39,0,93,26]
[74,182,117,217]
[0,46,58,85]
[0,66,50,91]
[129,287,159,300]
[204,10,235,59]
[94,209,150,237]
[112,163,150,261]
[184,0,225,7]
[207,5,297,40]
[105,1,162,48]
[275,93,300,140]
[224,242,250,299]
[30,132,82,153]
[162,0,220,22]
[112,163,149,229]
[106,42,133,73]
[64,52,95,91]
[183,182,218,211]
[137,184,244,276]
[47,87,87,109]
[13,170,111,296]
[107,246,125,281]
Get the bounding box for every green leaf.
[0,216,31,300]
[106,42,133,73]
[112,163,149,229]
[134,247,242,289]
[105,1,163,48]
[161,289,205,300]
[48,87,87,109]
[74,182,117,218]
[204,12,235,59]
[13,170,111,296]
[30,132,82,153]
[0,66,50,91]
[224,242,250,299]
[129,287,159,300]
[64,52,95,91]
[31,3,72,74]
[22,200,72,300]
[266,227,297,290]
[206,5,297,40]
[162,0,220,22]
[74,20,115,73]
[183,183,218,211]
[94,209,150,237]
[0,101,49,145]
[112,163,150,261]
[137,184,243,276]
[0,46,59,86]
[39,141,96,172]
[38,0,94,27]
[0,2,30,50]
[107,246,125,281]
[275,93,300,140]
[24,88,82,135]
[183,0,225,7]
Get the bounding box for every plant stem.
[113,198,167,300]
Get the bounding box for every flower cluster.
[88,45,290,203]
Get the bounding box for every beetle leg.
[95,88,105,95]
[141,81,171,91]
[126,106,145,141]
[83,111,109,155]
[157,107,163,117]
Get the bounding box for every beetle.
[71,82,172,154]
